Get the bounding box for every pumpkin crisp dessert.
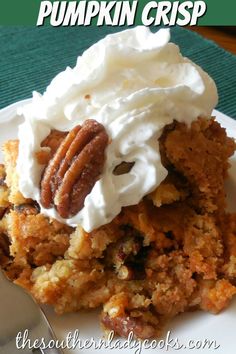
[0,27,236,339]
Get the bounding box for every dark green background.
[0,26,236,119]
[0,0,236,25]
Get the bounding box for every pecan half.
[40,119,108,218]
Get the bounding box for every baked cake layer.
[0,117,236,339]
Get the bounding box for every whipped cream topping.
[17,27,218,232]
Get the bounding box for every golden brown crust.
[2,140,29,205]
[0,117,236,339]
[162,118,235,214]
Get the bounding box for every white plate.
[0,102,236,354]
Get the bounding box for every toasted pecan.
[40,119,109,218]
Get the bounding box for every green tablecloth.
[0,26,235,119]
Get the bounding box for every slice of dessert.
[0,27,236,339]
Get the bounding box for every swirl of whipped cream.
[17,26,218,232]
